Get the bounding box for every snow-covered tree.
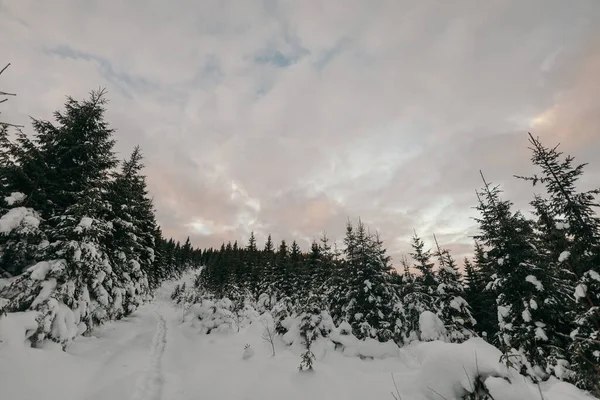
[433,242,476,343]
[475,173,568,382]
[516,134,600,392]
[342,221,398,341]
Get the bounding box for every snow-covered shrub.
[398,292,435,344]
[256,292,276,313]
[329,320,400,359]
[271,297,294,335]
[419,310,447,342]
[185,297,257,335]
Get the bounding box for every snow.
[574,283,587,300]
[0,311,39,347]
[558,251,571,262]
[535,326,548,341]
[529,299,538,310]
[0,274,595,400]
[0,207,41,234]
[525,275,544,291]
[4,192,26,205]
[30,278,57,308]
[78,216,94,229]
[588,270,600,282]
[27,260,65,280]
[555,221,570,230]
[418,311,446,342]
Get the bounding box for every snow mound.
[0,311,39,348]
[415,338,508,399]
[411,338,592,400]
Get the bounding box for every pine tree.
[410,233,437,292]
[475,173,568,382]
[400,233,436,343]
[432,239,475,343]
[105,146,155,313]
[516,134,600,392]
[0,90,121,344]
[258,234,276,296]
[343,221,397,341]
[289,240,303,302]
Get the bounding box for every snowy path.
[131,311,167,400]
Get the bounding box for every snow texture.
[525,275,544,291]
[0,207,41,234]
[558,251,571,262]
[574,284,587,300]
[0,274,595,400]
[4,192,26,206]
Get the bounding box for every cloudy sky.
[2,0,599,264]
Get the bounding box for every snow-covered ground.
[0,275,596,400]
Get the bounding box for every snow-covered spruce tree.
[256,235,277,310]
[327,228,351,326]
[400,233,436,343]
[0,90,153,345]
[342,220,397,341]
[274,240,290,299]
[516,134,600,393]
[297,294,325,371]
[0,64,44,277]
[245,232,262,298]
[288,240,303,304]
[0,192,46,277]
[0,125,14,212]
[475,173,568,382]
[105,146,156,315]
[464,242,498,341]
[432,239,476,343]
[0,126,48,277]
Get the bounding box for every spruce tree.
[105,146,155,313]
[475,173,567,382]
[343,221,397,341]
[400,233,436,343]
[0,90,121,343]
[432,241,475,343]
[516,134,600,392]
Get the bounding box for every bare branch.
[0,122,24,129]
[0,63,10,76]
[260,318,276,357]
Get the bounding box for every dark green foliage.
[516,134,600,394]
[0,89,200,344]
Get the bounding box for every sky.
[1,0,600,265]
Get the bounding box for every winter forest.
[1,72,599,399]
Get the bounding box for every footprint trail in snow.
[131,311,167,400]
